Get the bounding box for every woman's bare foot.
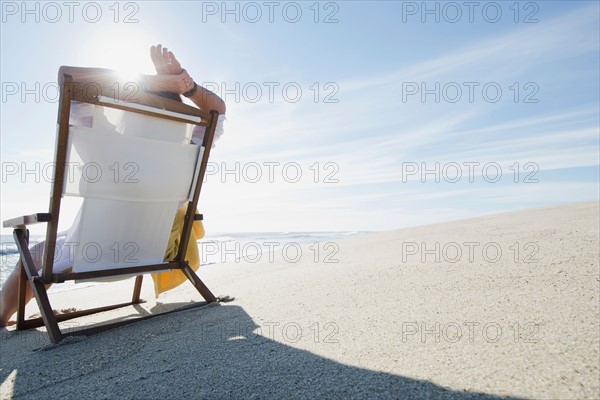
[0,320,16,328]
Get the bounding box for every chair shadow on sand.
[0,303,527,399]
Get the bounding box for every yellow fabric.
[151,205,205,297]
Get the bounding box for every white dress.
[29,101,225,273]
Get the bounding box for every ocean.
[0,231,369,293]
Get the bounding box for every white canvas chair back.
[63,97,204,275]
[2,68,221,344]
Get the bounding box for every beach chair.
[2,67,221,343]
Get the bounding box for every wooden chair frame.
[3,68,221,343]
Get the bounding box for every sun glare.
[83,29,155,77]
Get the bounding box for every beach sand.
[1,202,598,399]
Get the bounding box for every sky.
[1,0,599,235]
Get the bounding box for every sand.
[1,202,598,399]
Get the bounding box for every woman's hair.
[154,91,182,103]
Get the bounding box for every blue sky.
[1,1,599,234]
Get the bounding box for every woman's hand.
[146,70,195,94]
[150,44,183,75]
[146,43,225,113]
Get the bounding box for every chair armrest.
[194,214,203,221]
[3,213,51,228]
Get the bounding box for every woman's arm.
[185,82,226,115]
[149,45,226,115]
[58,66,121,88]
[58,46,226,115]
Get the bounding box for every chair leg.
[132,275,143,303]
[181,263,217,302]
[16,260,27,330]
[14,228,63,343]
[16,231,29,330]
